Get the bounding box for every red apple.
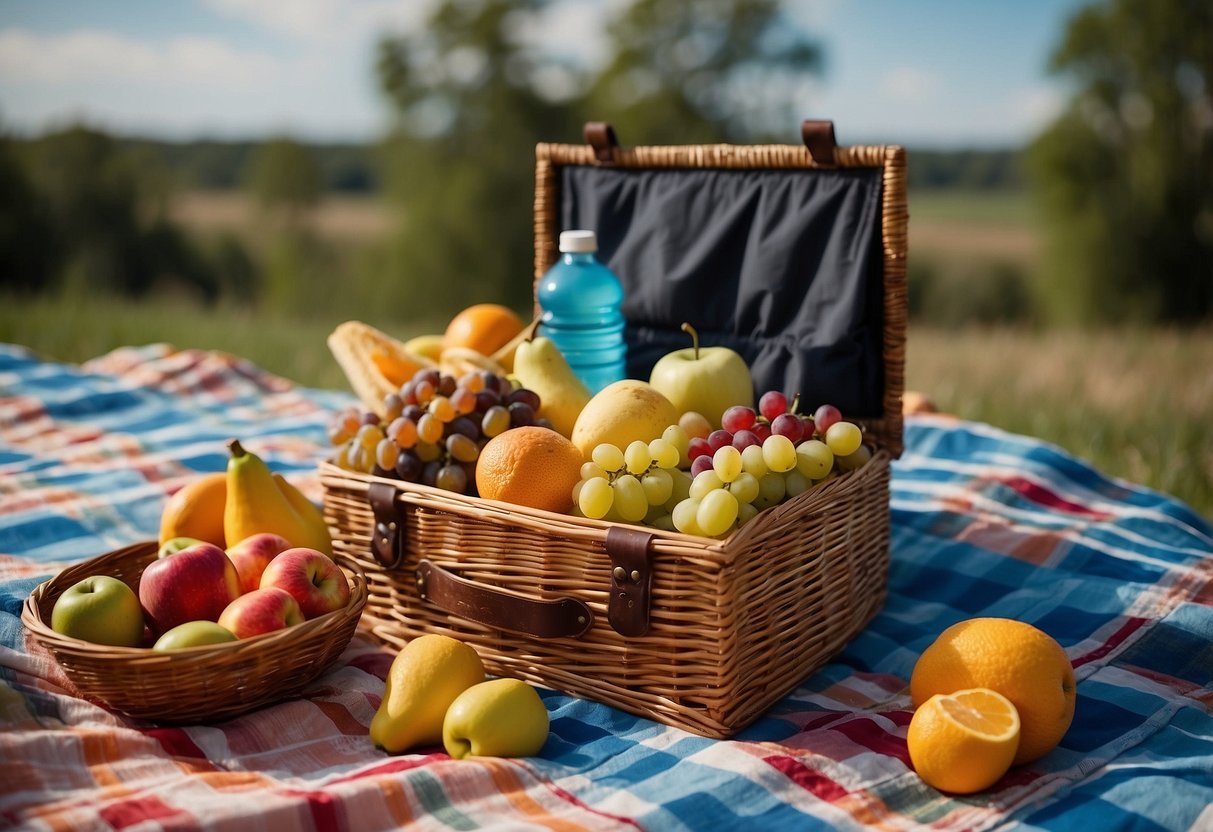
[226,532,293,594]
[138,542,241,635]
[217,587,304,638]
[259,547,350,619]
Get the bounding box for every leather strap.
[416,559,594,639]
[368,481,405,568]
[800,119,838,166]
[605,527,654,636]
[583,121,618,163]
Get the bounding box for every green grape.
[712,445,743,483]
[578,477,614,519]
[661,425,690,467]
[825,421,863,457]
[664,468,693,510]
[383,393,404,421]
[417,413,444,444]
[447,433,479,463]
[641,468,674,506]
[481,405,510,438]
[581,461,608,481]
[345,442,372,473]
[356,423,385,450]
[450,387,477,416]
[697,489,739,537]
[728,471,760,504]
[375,437,400,471]
[795,439,834,480]
[428,395,456,422]
[649,513,676,532]
[689,469,725,500]
[592,443,625,473]
[648,437,680,470]
[624,440,652,475]
[837,444,873,471]
[741,444,768,477]
[414,440,441,462]
[435,463,467,493]
[755,472,787,508]
[784,469,810,497]
[737,502,759,526]
[671,498,704,535]
[762,434,797,473]
[612,474,648,522]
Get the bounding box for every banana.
[328,321,437,416]
[224,439,332,555]
[402,333,446,364]
[439,346,508,378]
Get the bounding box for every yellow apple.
[442,678,550,760]
[153,620,238,650]
[648,323,754,429]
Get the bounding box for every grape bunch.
[573,427,693,527]
[328,367,549,495]
[670,391,872,537]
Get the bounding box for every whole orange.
[910,617,1075,765]
[475,426,584,514]
[443,304,526,356]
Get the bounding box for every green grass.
[908,188,1035,225]
[4,293,1210,520]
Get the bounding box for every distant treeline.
[49,135,1024,194]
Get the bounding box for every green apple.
[51,575,145,647]
[442,678,550,760]
[648,322,754,430]
[158,536,206,558]
[152,620,238,650]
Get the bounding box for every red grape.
[731,429,761,450]
[758,391,788,422]
[690,455,715,477]
[752,422,772,441]
[688,437,713,461]
[771,413,805,443]
[813,404,842,434]
[707,429,734,452]
[721,406,757,433]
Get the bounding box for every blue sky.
[0,0,1091,148]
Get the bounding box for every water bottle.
[536,230,627,394]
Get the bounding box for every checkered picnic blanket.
[2,342,1211,831]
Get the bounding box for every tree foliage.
[373,0,822,317]
[1027,0,1213,324]
[244,136,324,219]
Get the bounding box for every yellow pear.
[511,335,592,438]
[223,439,333,555]
[370,634,486,754]
[570,380,679,458]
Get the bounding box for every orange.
[370,348,433,387]
[910,617,1075,765]
[443,304,526,356]
[907,687,1021,794]
[475,426,584,513]
[158,472,227,547]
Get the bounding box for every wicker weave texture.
[22,542,368,723]
[322,453,890,738]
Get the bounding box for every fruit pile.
[327,368,549,496]
[51,440,347,650]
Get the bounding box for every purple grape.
[690,455,715,477]
[731,429,761,450]
[771,413,805,443]
[707,429,734,452]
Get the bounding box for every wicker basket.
[322,121,906,738]
[21,541,368,723]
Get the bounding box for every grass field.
[4,189,1210,519]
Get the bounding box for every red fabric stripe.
[1001,475,1112,519]
[99,796,193,829]
[1071,616,1148,668]
[831,716,912,767]
[141,727,209,760]
[765,755,849,801]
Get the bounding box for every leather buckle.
[367,481,405,569]
[605,526,654,637]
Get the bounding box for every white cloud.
[1009,84,1064,131]
[202,0,433,45]
[0,29,279,88]
[879,67,942,102]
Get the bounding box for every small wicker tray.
[21,541,368,724]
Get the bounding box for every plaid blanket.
[2,342,1211,831]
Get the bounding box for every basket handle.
[800,119,838,165]
[416,559,594,639]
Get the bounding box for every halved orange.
[907,687,1021,794]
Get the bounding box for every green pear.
[370,634,486,754]
[511,335,592,438]
[442,678,550,759]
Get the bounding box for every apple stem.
[524,316,541,343]
[680,322,700,361]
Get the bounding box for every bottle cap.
[559,230,598,253]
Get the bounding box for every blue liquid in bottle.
[536,230,627,394]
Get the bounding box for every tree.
[244,136,323,221]
[1027,0,1213,324]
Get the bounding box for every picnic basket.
[321,120,907,738]
[21,541,368,723]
